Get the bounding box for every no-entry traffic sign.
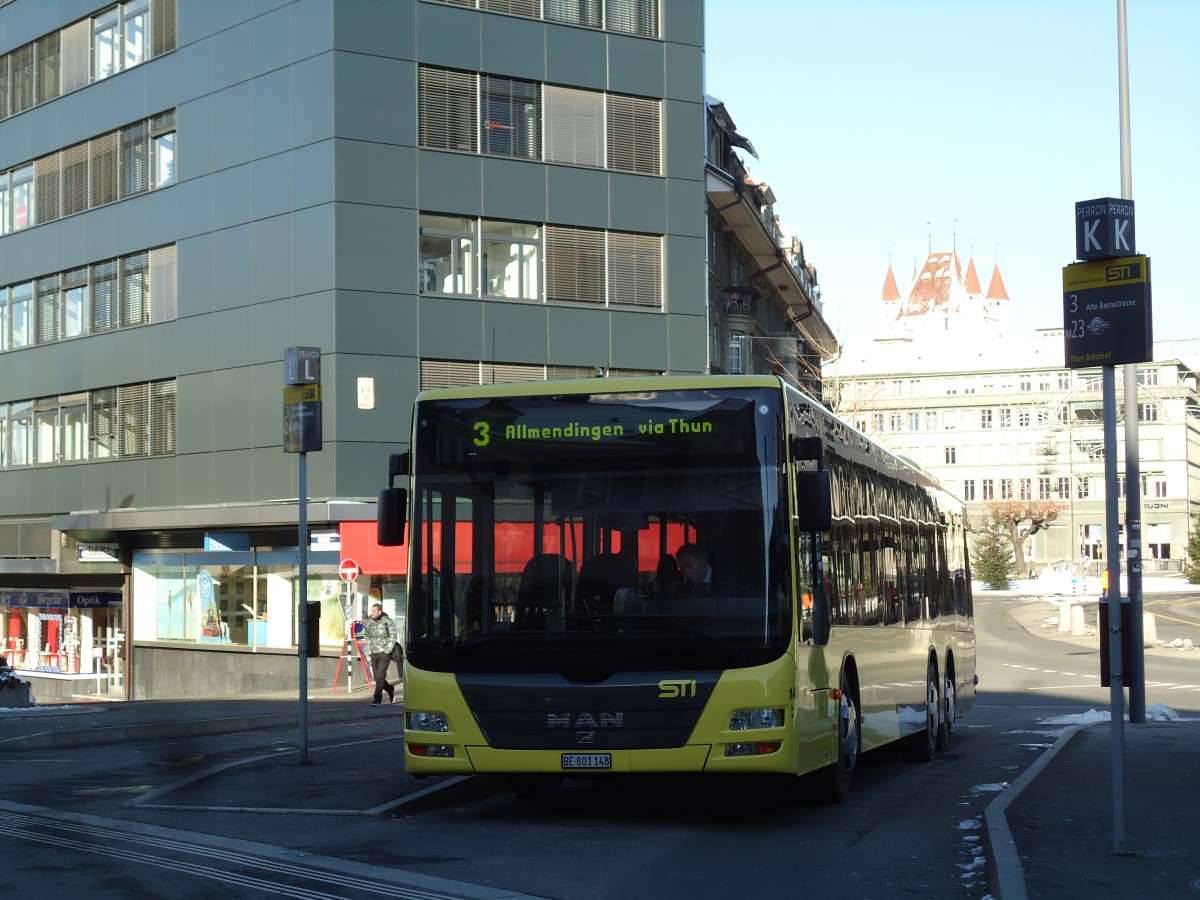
[339,558,360,582]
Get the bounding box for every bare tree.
[987,499,1060,579]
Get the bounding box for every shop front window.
[0,591,122,674]
[132,550,344,649]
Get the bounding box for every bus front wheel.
[821,673,860,804]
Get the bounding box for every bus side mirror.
[377,487,407,546]
[795,469,832,533]
[378,452,409,546]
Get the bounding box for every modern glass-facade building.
[0,0,712,699]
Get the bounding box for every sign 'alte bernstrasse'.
[1062,197,1151,370]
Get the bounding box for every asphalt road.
[3,593,1198,899]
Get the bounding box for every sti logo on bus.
[659,679,697,698]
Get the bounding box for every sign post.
[1065,194,1152,859]
[285,347,322,763]
[338,558,360,693]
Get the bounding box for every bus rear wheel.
[938,670,956,751]
[907,661,940,763]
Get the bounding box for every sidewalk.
[979,576,1200,899]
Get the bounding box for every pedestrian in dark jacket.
[363,602,399,705]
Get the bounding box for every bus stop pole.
[298,451,309,763]
[1117,0,1145,725]
[1102,368,1126,854]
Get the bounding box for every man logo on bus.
[547,712,624,728]
[659,679,697,698]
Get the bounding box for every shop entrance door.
[95,604,125,697]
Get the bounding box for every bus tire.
[938,666,956,752]
[908,660,939,763]
[821,670,860,804]
[509,774,563,800]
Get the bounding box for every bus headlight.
[729,708,784,730]
[407,711,450,732]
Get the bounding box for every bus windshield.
[407,386,790,676]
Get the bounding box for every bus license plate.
[562,753,611,770]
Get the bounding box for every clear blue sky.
[703,0,1200,357]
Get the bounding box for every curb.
[982,722,1089,900]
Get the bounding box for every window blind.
[419,66,477,152]
[149,245,178,323]
[607,232,662,308]
[545,225,606,304]
[34,152,62,225]
[543,85,604,168]
[118,383,149,457]
[606,94,660,175]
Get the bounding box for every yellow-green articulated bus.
[377,375,976,801]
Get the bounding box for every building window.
[8,401,32,466]
[727,331,745,375]
[907,412,920,431]
[1,114,174,234]
[980,409,993,429]
[419,214,477,295]
[605,0,660,35]
[1020,375,1032,392]
[482,220,540,300]
[999,408,1012,428]
[0,1,174,119]
[545,0,602,28]
[890,414,902,432]
[1019,478,1032,501]
[546,225,606,304]
[1056,477,1070,499]
[1018,409,1031,428]
[982,479,994,500]
[0,380,173,469]
[419,66,661,175]
[419,67,477,152]
[1150,476,1168,498]
[944,446,956,465]
[481,75,540,159]
[962,479,975,501]
[1000,478,1013,500]
[1058,372,1070,390]
[91,259,119,332]
[35,275,60,344]
[872,413,884,433]
[544,85,605,167]
[1137,366,1159,387]
[1038,477,1051,500]
[1075,476,1090,500]
[607,93,661,175]
[9,282,33,348]
[608,231,662,307]
[430,0,660,37]
[9,165,33,231]
[0,247,174,353]
[925,411,938,430]
[1139,403,1158,422]
[94,0,150,82]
